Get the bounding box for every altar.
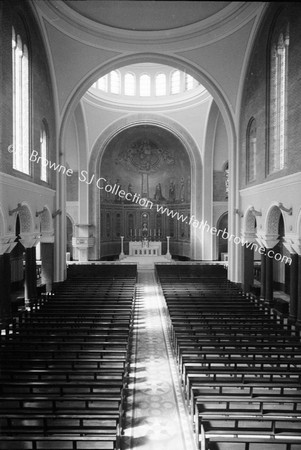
[129,240,162,256]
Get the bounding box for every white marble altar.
[129,240,162,256]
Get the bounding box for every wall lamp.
[52,209,62,218]
[9,203,22,216]
[278,202,292,215]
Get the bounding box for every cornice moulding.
[34,1,263,52]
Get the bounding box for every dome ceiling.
[63,1,232,31]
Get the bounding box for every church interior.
[1,1,301,449]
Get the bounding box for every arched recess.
[40,207,53,234]
[242,207,258,292]
[265,204,289,296]
[17,203,34,235]
[265,204,286,237]
[87,113,201,261]
[59,54,237,278]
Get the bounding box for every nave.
[1,263,301,450]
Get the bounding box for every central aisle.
[122,269,196,450]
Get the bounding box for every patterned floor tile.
[122,270,197,450]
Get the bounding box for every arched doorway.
[66,216,74,261]
[216,212,228,261]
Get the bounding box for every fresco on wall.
[100,125,191,204]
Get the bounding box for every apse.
[99,124,191,259]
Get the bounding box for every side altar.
[129,240,162,256]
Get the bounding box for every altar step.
[119,255,174,269]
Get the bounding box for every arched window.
[12,27,29,174]
[246,118,256,182]
[110,71,120,94]
[140,74,151,96]
[155,73,166,96]
[171,70,180,94]
[98,74,108,91]
[185,73,194,91]
[269,26,289,173]
[124,73,135,96]
[40,122,48,182]
[224,161,229,200]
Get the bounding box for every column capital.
[40,231,55,243]
[241,231,257,244]
[19,234,40,249]
[283,235,301,255]
[256,233,279,249]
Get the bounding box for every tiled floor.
[122,269,196,450]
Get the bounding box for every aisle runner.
[122,270,196,450]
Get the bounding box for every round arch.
[265,203,287,237]
[88,113,202,260]
[58,52,238,277]
[17,203,34,235]
[243,206,257,236]
[40,206,53,233]
[59,53,236,160]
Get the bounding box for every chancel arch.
[90,122,194,260]
[88,114,203,261]
[60,54,237,277]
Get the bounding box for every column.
[260,252,266,299]
[265,252,274,305]
[242,245,254,294]
[0,253,12,322]
[297,255,301,326]
[288,253,298,322]
[166,236,171,260]
[41,243,54,292]
[119,236,125,260]
[24,247,37,304]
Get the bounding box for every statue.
[154,183,165,201]
[169,180,176,202]
[180,177,185,202]
[142,221,148,239]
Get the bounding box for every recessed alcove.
[98,124,191,259]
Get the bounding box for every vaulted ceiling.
[63,1,232,31]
